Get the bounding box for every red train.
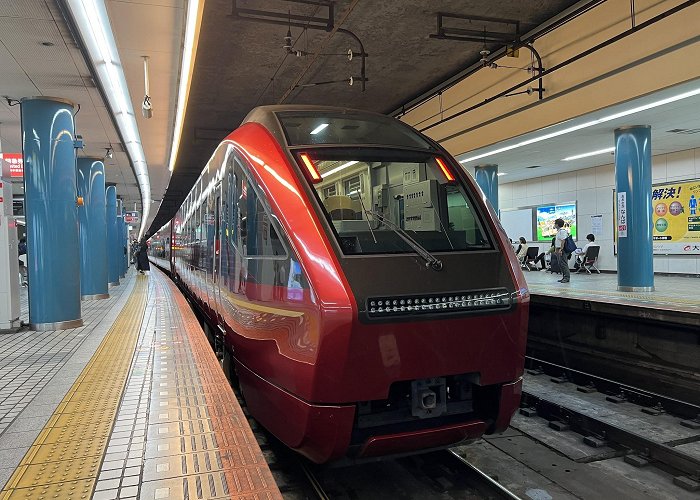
[151,105,529,463]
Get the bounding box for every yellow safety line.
[0,276,148,500]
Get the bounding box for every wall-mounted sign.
[536,203,577,241]
[124,211,140,224]
[614,179,700,254]
[1,153,24,178]
[651,179,700,254]
[617,192,627,238]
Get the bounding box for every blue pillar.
[21,97,83,330]
[474,164,499,215]
[106,185,120,286]
[615,125,654,291]
[77,158,109,300]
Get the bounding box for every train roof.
[241,105,435,151]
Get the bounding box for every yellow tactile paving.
[0,276,149,500]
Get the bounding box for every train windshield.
[301,149,491,255]
[277,112,431,149]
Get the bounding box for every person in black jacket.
[18,237,28,286]
[135,241,151,274]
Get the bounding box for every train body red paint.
[150,106,529,463]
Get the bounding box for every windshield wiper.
[362,208,443,271]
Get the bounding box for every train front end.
[234,107,528,463]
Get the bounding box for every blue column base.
[31,318,84,332]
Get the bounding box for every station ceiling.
[147,0,581,235]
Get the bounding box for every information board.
[500,208,533,242]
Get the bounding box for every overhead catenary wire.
[252,6,322,107]
[277,0,361,104]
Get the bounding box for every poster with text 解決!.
[652,179,700,254]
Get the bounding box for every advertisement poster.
[536,203,577,241]
[652,180,700,254]
[591,214,603,236]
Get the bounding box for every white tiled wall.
[499,148,700,274]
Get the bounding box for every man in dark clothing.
[135,242,150,274]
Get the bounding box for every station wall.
[499,147,700,274]
[401,0,700,158]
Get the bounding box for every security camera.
[142,95,152,119]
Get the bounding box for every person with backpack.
[554,218,572,283]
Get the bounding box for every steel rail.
[446,450,523,499]
[298,460,331,500]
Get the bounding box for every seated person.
[574,233,599,269]
[515,237,528,262]
[535,236,559,272]
[533,242,551,271]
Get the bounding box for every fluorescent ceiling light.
[65,0,151,239]
[497,172,507,176]
[167,0,204,173]
[310,123,329,135]
[459,86,700,164]
[562,147,615,161]
[323,160,358,177]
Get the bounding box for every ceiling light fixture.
[323,160,358,177]
[497,172,507,176]
[167,0,204,173]
[64,0,151,239]
[562,147,615,161]
[310,123,329,135]
[459,86,700,164]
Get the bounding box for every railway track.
[440,450,523,499]
[521,357,700,491]
[525,356,700,419]
[294,449,522,500]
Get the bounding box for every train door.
[212,182,226,358]
[212,183,223,320]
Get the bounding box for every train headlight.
[366,288,512,318]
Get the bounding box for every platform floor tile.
[91,268,280,499]
[0,276,148,499]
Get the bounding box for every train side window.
[232,153,288,259]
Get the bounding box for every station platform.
[523,269,700,319]
[0,269,280,500]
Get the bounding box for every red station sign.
[1,153,24,178]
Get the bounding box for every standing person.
[135,241,151,274]
[18,237,28,286]
[554,218,570,283]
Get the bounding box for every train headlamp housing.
[367,288,512,318]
